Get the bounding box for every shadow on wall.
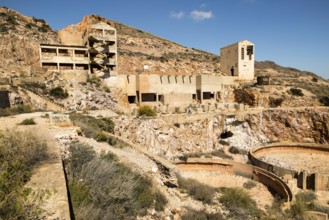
[0,90,10,109]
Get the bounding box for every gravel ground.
[259,152,329,175]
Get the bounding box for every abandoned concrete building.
[107,73,237,113]
[39,23,254,112]
[83,22,118,76]
[40,22,117,77]
[220,40,254,81]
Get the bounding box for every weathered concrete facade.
[176,158,293,203]
[39,35,256,111]
[109,73,238,112]
[40,44,89,72]
[220,40,254,81]
[83,22,117,76]
[40,22,117,76]
[249,144,329,192]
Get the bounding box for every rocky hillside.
[0,7,328,110]
[113,108,329,160]
[0,7,59,71]
[59,14,222,75]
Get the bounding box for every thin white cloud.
[190,10,213,21]
[200,3,207,8]
[170,11,185,19]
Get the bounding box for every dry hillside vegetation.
[0,7,58,69]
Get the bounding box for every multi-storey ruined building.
[39,24,254,112]
[39,44,89,72]
[83,22,117,76]
[40,22,117,76]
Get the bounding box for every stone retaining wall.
[176,158,292,203]
[249,143,329,191]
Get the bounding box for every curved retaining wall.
[176,158,292,202]
[249,143,329,191]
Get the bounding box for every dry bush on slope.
[65,142,167,219]
[0,130,48,219]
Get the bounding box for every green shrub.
[107,136,126,148]
[25,23,32,29]
[289,88,304,96]
[49,87,69,99]
[211,149,233,160]
[32,17,46,23]
[67,142,96,177]
[312,77,318,82]
[228,146,248,155]
[177,175,215,204]
[219,187,260,218]
[0,25,8,32]
[138,105,156,117]
[234,88,256,106]
[289,200,308,219]
[181,208,224,220]
[69,113,115,140]
[86,76,102,87]
[0,104,32,117]
[243,180,257,189]
[19,118,36,125]
[269,97,284,108]
[319,96,329,106]
[95,132,108,142]
[6,14,18,26]
[22,82,47,94]
[38,24,50,33]
[228,146,240,154]
[220,187,255,209]
[295,191,317,203]
[0,130,48,219]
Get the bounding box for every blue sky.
[1,0,329,79]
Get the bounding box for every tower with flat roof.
[220,40,254,81]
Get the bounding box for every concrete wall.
[249,144,329,192]
[136,74,196,107]
[163,93,192,107]
[196,75,236,104]
[237,40,254,81]
[137,74,196,94]
[176,158,292,202]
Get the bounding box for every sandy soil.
[258,152,329,175]
[180,170,274,211]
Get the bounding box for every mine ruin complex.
[40,22,255,113]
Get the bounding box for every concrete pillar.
[314,173,318,192]
[56,48,59,71]
[73,49,76,70]
[39,47,42,67]
[302,171,307,191]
